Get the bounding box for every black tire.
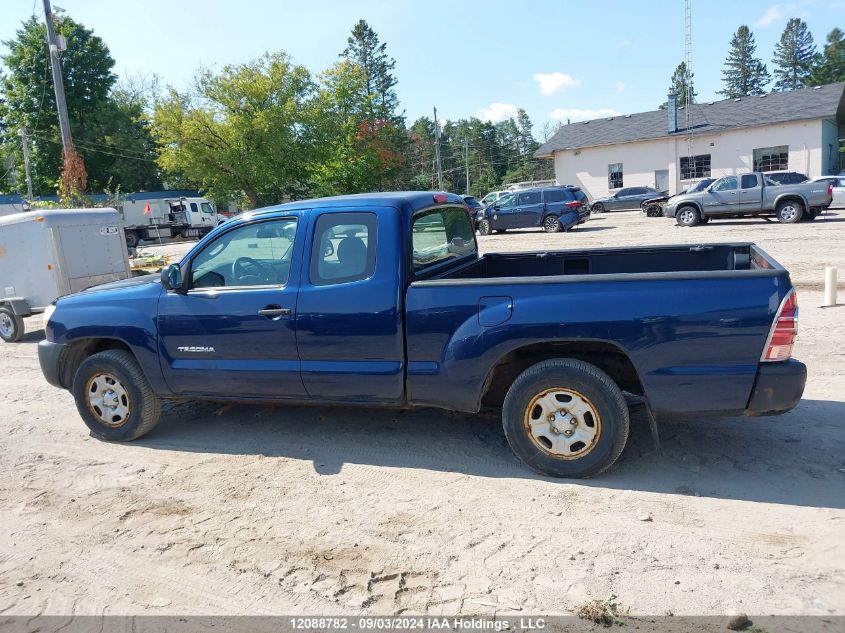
[124,230,139,248]
[542,215,561,233]
[592,203,604,214]
[0,306,24,343]
[72,349,161,441]
[477,219,491,236]
[502,358,630,478]
[776,199,804,224]
[675,206,700,227]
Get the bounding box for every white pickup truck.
[664,172,833,226]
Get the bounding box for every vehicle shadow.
[572,226,614,232]
[136,396,845,509]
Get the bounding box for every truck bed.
[435,243,773,281]
[406,242,789,417]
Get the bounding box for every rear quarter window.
[543,189,573,203]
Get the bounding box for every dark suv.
[765,171,808,185]
[476,186,589,235]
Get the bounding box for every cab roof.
[251,191,466,217]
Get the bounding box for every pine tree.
[772,18,818,91]
[660,62,697,109]
[340,19,400,123]
[719,25,770,97]
[808,28,845,86]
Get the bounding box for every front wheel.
[477,219,491,235]
[502,359,630,478]
[592,203,604,214]
[542,215,561,233]
[0,307,24,343]
[72,350,161,441]
[675,206,700,227]
[124,230,139,248]
[776,200,804,223]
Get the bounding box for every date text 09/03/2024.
[289,617,546,630]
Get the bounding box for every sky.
[2,0,843,138]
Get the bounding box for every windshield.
[412,206,477,274]
[689,179,713,193]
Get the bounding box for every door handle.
[258,305,291,318]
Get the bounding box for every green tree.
[152,53,317,209]
[772,18,818,91]
[340,19,401,123]
[719,25,770,97]
[808,28,845,85]
[659,62,697,109]
[0,16,118,194]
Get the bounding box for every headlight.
[43,302,56,324]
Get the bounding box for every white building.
[535,82,845,199]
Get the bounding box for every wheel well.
[480,341,644,408]
[59,338,133,388]
[776,196,805,209]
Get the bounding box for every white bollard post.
[824,267,838,307]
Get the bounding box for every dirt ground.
[1,210,843,617]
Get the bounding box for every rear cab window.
[310,213,377,286]
[412,206,477,276]
[741,174,759,189]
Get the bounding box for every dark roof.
[535,82,845,157]
[268,191,466,213]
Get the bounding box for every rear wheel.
[0,307,24,343]
[72,350,161,441]
[502,359,630,478]
[543,215,561,233]
[776,200,803,224]
[477,219,491,235]
[676,206,700,227]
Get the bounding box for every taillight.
[828,183,833,197]
[565,200,582,208]
[761,289,798,362]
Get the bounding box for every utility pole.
[42,0,73,154]
[684,0,694,166]
[18,128,34,200]
[433,107,443,190]
[464,136,470,194]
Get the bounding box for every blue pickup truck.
[38,192,807,478]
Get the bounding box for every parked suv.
[765,171,808,185]
[476,186,588,235]
[591,186,662,213]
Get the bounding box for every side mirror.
[161,263,185,293]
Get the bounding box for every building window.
[753,146,789,172]
[608,163,623,189]
[680,154,711,180]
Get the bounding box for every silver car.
[591,186,662,213]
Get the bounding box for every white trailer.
[118,194,219,247]
[0,208,131,342]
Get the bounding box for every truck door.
[704,176,739,214]
[294,209,405,403]
[739,174,763,212]
[514,190,544,227]
[491,192,517,229]
[157,215,307,398]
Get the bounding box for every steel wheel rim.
[544,217,559,231]
[0,313,13,338]
[86,372,131,427]
[523,388,602,460]
[780,205,797,220]
[679,208,696,224]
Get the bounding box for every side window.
[189,218,298,289]
[412,207,477,274]
[497,192,517,208]
[617,188,631,197]
[712,176,738,192]
[517,191,542,205]
[543,189,568,203]
[190,202,199,214]
[310,213,377,286]
[201,202,215,215]
[741,174,758,189]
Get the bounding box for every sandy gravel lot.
[1,210,843,617]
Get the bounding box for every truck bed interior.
[438,244,775,280]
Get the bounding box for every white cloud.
[533,72,582,96]
[475,102,519,122]
[548,108,622,123]
[616,81,625,91]
[756,3,796,27]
